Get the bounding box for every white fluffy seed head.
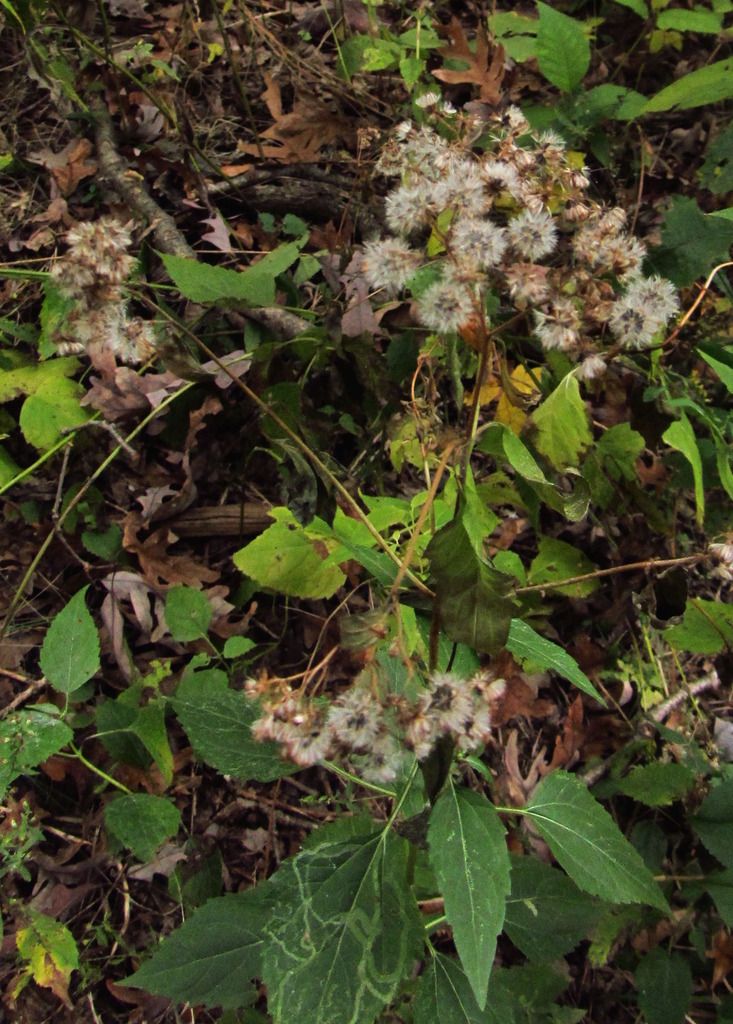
[506,208,558,260]
[361,238,422,294]
[416,277,475,332]
[450,217,508,270]
[576,354,607,380]
[384,183,433,236]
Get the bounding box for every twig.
[663,260,733,350]
[0,667,30,684]
[207,163,355,195]
[0,676,47,718]
[650,669,721,723]
[515,553,705,596]
[61,420,137,459]
[94,100,311,339]
[92,98,196,259]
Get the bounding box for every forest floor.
[1,2,733,1023]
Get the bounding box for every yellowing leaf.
[233,507,346,599]
[467,365,543,434]
[16,912,79,1008]
[496,391,528,432]
[466,378,501,408]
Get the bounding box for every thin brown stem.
[389,440,459,601]
[515,553,705,596]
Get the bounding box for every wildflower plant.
[363,109,679,381]
[123,102,694,1024]
[49,215,157,366]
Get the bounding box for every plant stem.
[515,553,705,596]
[322,761,396,798]
[65,746,132,794]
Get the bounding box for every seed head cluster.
[709,538,733,581]
[247,670,505,784]
[363,110,680,371]
[50,215,156,365]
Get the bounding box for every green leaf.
[583,423,645,509]
[162,242,303,306]
[479,424,590,521]
[81,525,122,561]
[616,762,696,807]
[700,350,733,393]
[414,954,516,1024]
[649,197,733,287]
[491,961,571,1018]
[400,55,425,88]
[222,636,256,658]
[699,124,733,195]
[426,515,516,655]
[124,887,274,1009]
[610,0,648,17]
[104,793,181,862]
[172,669,294,782]
[428,783,510,1009]
[698,868,733,926]
[504,856,601,961]
[506,619,604,704]
[16,911,79,1004]
[643,57,733,113]
[362,39,401,71]
[131,702,174,785]
[656,8,722,34]
[165,585,213,642]
[262,831,423,1024]
[19,376,90,450]
[0,353,80,402]
[531,374,592,470]
[39,282,76,359]
[528,537,598,598]
[536,2,590,93]
[662,414,705,525]
[488,12,538,63]
[663,598,733,654]
[575,84,647,124]
[523,771,668,911]
[692,777,733,867]
[40,587,100,695]
[233,507,346,600]
[0,445,20,487]
[0,708,73,798]
[635,949,692,1024]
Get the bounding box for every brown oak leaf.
[30,138,98,197]
[236,73,352,162]
[123,511,219,589]
[433,19,506,105]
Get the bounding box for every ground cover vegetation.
[1,0,733,1021]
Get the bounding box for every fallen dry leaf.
[340,252,381,338]
[433,19,506,105]
[123,511,219,588]
[82,365,183,421]
[128,843,187,881]
[236,73,352,162]
[491,673,555,726]
[709,930,733,987]
[30,138,98,197]
[547,694,585,772]
[200,211,233,252]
